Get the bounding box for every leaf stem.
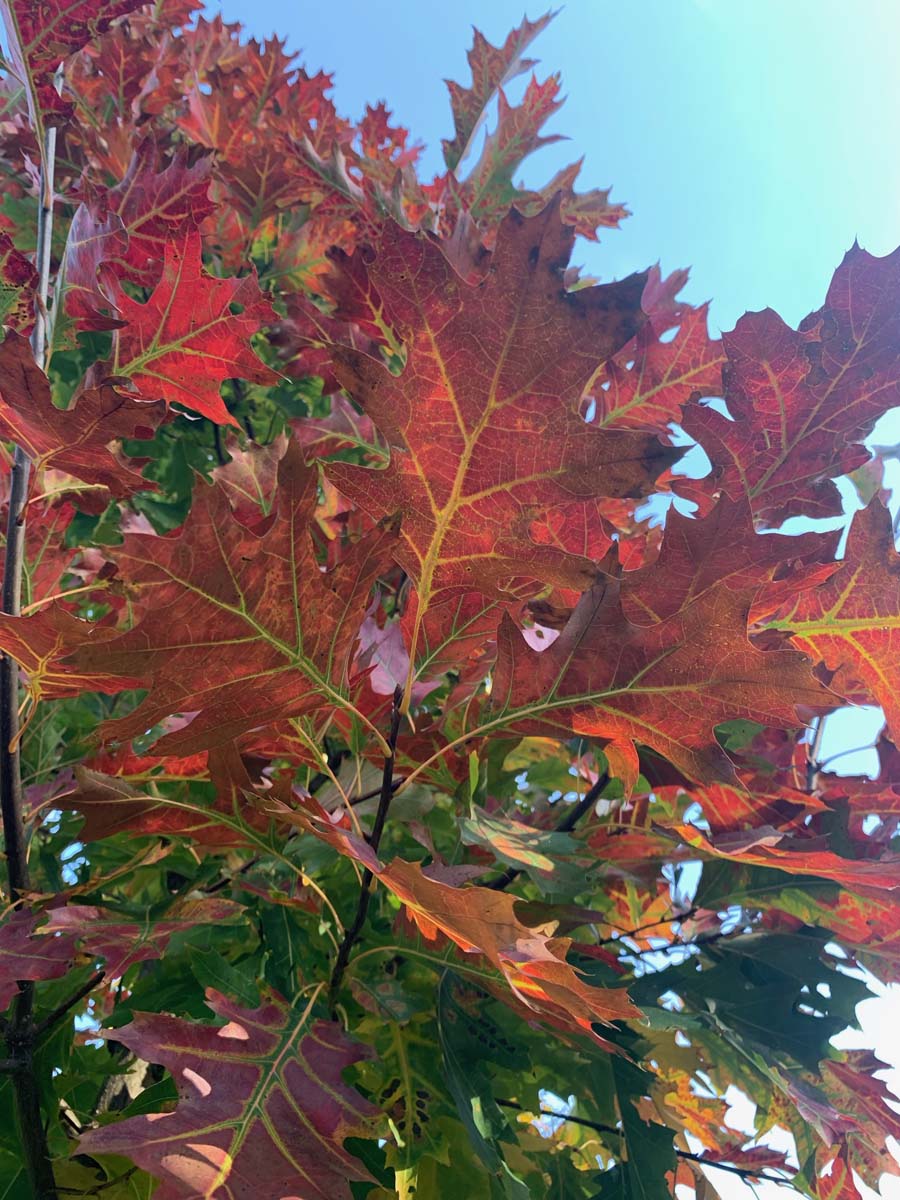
[328,688,403,1010]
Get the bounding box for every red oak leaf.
[0,495,76,609]
[491,569,835,784]
[65,144,214,327]
[44,898,244,978]
[78,989,378,1200]
[526,158,630,242]
[683,244,900,522]
[58,744,291,846]
[0,602,140,704]
[99,231,278,426]
[769,500,900,738]
[378,856,638,1038]
[0,909,80,1012]
[458,74,564,228]
[590,299,725,432]
[275,794,638,1040]
[676,823,900,892]
[0,330,165,499]
[64,440,397,754]
[442,11,556,170]
[326,201,676,624]
[619,494,836,627]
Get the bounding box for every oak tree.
[0,5,899,1199]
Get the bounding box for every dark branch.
[328,688,404,1010]
[0,101,61,1200]
[33,972,104,1042]
[1,446,32,905]
[483,773,609,891]
[596,905,699,946]
[349,777,404,807]
[495,1100,793,1185]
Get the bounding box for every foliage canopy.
[0,4,900,1198]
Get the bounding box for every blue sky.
[212,4,900,1195]
[215,0,900,334]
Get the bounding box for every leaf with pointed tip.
[104,144,215,284]
[100,231,278,426]
[372,859,640,1040]
[529,160,629,242]
[327,202,676,625]
[65,145,215,327]
[769,500,900,738]
[64,440,397,754]
[460,75,564,227]
[812,1145,863,1200]
[78,989,378,1200]
[491,569,834,784]
[691,779,824,836]
[0,602,140,702]
[823,1051,900,1152]
[683,244,900,521]
[590,301,725,432]
[811,1053,900,1193]
[0,330,165,497]
[620,494,835,627]
[442,12,556,170]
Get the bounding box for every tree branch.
[483,773,609,891]
[328,688,403,1010]
[806,715,826,791]
[349,777,404,806]
[595,905,698,946]
[33,972,104,1042]
[494,1099,793,1185]
[0,87,61,1200]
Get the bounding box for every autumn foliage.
[1,4,900,1199]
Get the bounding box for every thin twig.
[494,1099,793,1185]
[328,688,403,1011]
[483,773,609,891]
[33,972,104,1041]
[57,1165,138,1195]
[349,777,404,807]
[596,905,699,947]
[806,715,826,791]
[819,743,878,771]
